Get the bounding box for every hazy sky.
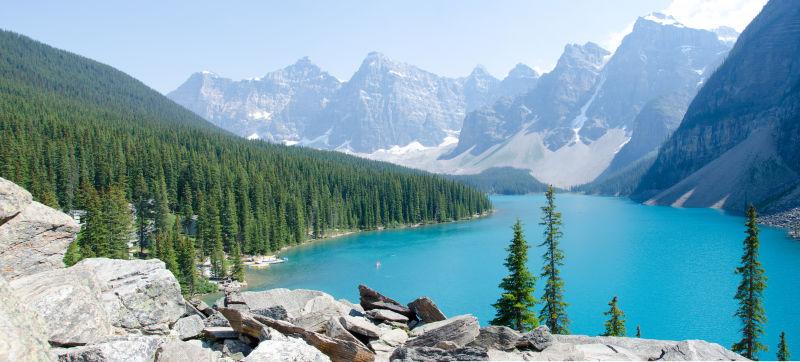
[1,0,766,94]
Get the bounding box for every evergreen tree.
[229,241,245,282]
[153,173,171,235]
[176,234,198,295]
[539,185,569,334]
[732,205,768,360]
[602,296,626,337]
[210,238,226,279]
[133,173,150,256]
[491,219,539,332]
[63,241,82,266]
[636,325,641,338]
[103,185,132,259]
[777,332,790,361]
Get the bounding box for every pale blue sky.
[4,0,754,94]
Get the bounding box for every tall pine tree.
[491,219,538,332]
[732,205,767,360]
[777,331,790,361]
[539,185,569,334]
[602,296,626,337]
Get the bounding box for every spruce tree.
[602,296,626,337]
[777,331,790,361]
[491,219,539,332]
[229,241,245,282]
[539,185,569,334]
[176,234,198,295]
[636,325,641,338]
[732,205,768,360]
[103,185,132,259]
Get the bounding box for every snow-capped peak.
[641,13,685,28]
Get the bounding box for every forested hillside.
[0,30,491,261]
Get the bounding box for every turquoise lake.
[238,194,799,358]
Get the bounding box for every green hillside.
[0,30,491,258]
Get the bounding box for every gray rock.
[260,326,290,342]
[324,317,365,347]
[172,315,205,340]
[470,326,521,351]
[241,289,355,332]
[659,340,746,361]
[358,285,414,319]
[549,335,747,361]
[206,311,233,328]
[0,275,54,361]
[190,299,214,317]
[223,339,253,356]
[435,341,459,351]
[389,346,489,361]
[340,315,381,338]
[71,258,186,334]
[0,200,79,280]
[406,315,480,348]
[243,338,331,362]
[10,268,113,346]
[516,325,553,351]
[407,297,446,323]
[204,327,240,340]
[157,339,222,362]
[251,306,288,321]
[0,177,32,221]
[54,335,165,362]
[366,309,409,323]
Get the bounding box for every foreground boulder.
[406,315,480,348]
[408,297,447,323]
[358,285,414,319]
[72,258,186,334]
[0,177,79,280]
[10,267,113,346]
[0,275,54,361]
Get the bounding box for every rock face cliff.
[0,178,747,361]
[634,0,800,213]
[0,177,79,280]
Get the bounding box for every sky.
[0,0,767,94]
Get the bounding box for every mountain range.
[168,54,539,152]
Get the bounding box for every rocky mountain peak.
[638,12,685,28]
[558,42,609,71]
[506,63,539,79]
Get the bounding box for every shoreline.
[197,209,495,301]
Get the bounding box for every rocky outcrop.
[0,177,79,280]
[0,275,54,361]
[244,338,331,362]
[390,345,490,361]
[10,267,113,346]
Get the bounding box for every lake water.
[237,194,799,359]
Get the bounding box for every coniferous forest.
[0,30,491,266]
